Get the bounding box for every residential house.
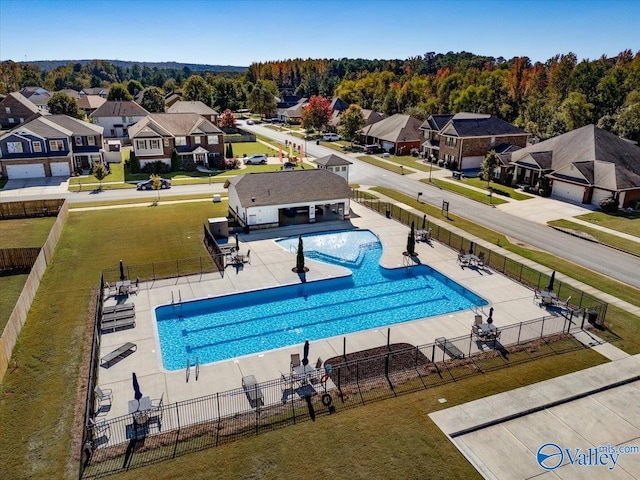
[225,169,351,230]
[0,114,104,178]
[419,114,454,160]
[360,113,423,155]
[0,92,42,130]
[90,101,149,138]
[81,87,109,98]
[77,95,106,117]
[58,89,82,100]
[167,101,219,125]
[326,98,383,133]
[492,143,522,183]
[128,113,224,169]
[164,91,182,108]
[314,153,353,182]
[20,86,51,112]
[510,124,640,208]
[277,97,308,124]
[436,113,529,171]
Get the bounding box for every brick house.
[0,92,42,130]
[421,113,529,171]
[128,113,224,169]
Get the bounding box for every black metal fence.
[80,313,588,478]
[352,191,607,322]
[101,256,222,285]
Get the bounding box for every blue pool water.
[155,230,486,370]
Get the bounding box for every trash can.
[316,140,320,145]
[587,310,599,324]
[453,171,462,180]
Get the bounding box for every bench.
[100,342,137,367]
[101,316,136,333]
[102,303,135,315]
[436,337,465,359]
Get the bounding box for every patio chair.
[95,386,113,407]
[105,282,117,296]
[90,417,110,436]
[315,357,323,369]
[471,325,480,336]
[128,278,140,295]
[474,315,483,326]
[291,353,301,369]
[555,296,572,309]
[477,252,486,267]
[150,392,164,410]
[242,250,251,264]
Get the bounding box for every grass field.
[0,217,57,247]
[424,178,507,206]
[0,273,29,331]
[357,155,417,175]
[548,219,640,256]
[576,210,640,237]
[462,177,533,201]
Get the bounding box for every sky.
[1,0,638,67]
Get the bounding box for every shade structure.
[132,372,142,400]
[119,260,125,281]
[547,271,556,291]
[302,340,310,366]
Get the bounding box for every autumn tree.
[107,83,133,101]
[338,104,365,144]
[47,92,84,118]
[182,75,212,105]
[219,109,237,129]
[140,87,165,113]
[301,95,332,131]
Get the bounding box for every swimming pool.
[155,230,486,370]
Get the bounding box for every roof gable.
[90,101,149,118]
[314,154,353,167]
[361,114,422,143]
[443,114,526,138]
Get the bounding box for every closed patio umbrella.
[469,242,474,255]
[302,340,310,366]
[547,271,556,291]
[422,214,427,231]
[487,307,494,324]
[235,233,239,250]
[119,260,125,281]
[132,372,142,401]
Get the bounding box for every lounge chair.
[291,353,301,369]
[435,337,465,359]
[242,375,264,408]
[100,342,137,367]
[102,303,135,315]
[101,316,136,333]
[477,252,486,267]
[471,325,480,336]
[102,308,135,323]
[95,386,113,407]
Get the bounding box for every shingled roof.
[90,101,149,118]
[441,113,526,137]
[512,124,640,190]
[128,113,222,138]
[314,154,353,167]
[167,101,219,116]
[226,169,351,207]
[361,114,422,143]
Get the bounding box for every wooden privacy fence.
[0,247,41,271]
[0,198,65,219]
[0,201,69,381]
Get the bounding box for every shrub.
[129,151,140,173]
[142,160,171,174]
[599,196,619,213]
[171,149,180,171]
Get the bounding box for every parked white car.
[244,154,267,165]
[322,133,341,141]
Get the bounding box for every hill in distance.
[19,59,248,73]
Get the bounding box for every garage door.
[592,188,615,207]
[461,155,484,169]
[552,181,585,204]
[50,162,70,177]
[6,164,46,179]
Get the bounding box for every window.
[207,135,218,144]
[341,166,347,171]
[110,128,116,136]
[135,140,147,150]
[8,118,14,123]
[5,107,10,113]
[445,136,457,147]
[49,140,65,151]
[163,138,169,147]
[175,136,186,146]
[150,139,160,149]
[121,116,127,122]
[33,141,42,152]
[193,135,201,144]
[7,141,23,153]
[19,118,24,123]
[75,136,83,146]
[87,136,95,146]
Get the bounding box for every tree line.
[2,50,638,141]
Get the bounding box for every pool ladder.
[171,289,182,306]
[185,356,200,382]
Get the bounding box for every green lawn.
[462,177,533,201]
[548,219,640,256]
[0,273,29,331]
[576,210,640,237]
[0,217,57,248]
[357,155,417,175]
[69,194,218,209]
[424,178,507,206]
[68,160,125,185]
[230,141,279,157]
[0,201,228,479]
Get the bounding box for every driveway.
[1,177,70,199]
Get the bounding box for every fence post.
[540,316,545,338]
[387,328,390,351]
[519,264,523,283]
[468,333,473,358]
[215,392,221,446]
[579,292,584,309]
[517,321,522,344]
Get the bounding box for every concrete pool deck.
[96,202,573,421]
